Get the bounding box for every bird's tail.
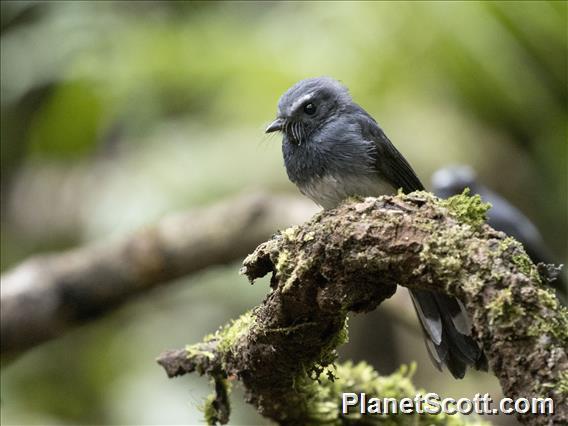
[409,289,486,378]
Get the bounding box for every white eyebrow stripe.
[290,92,314,113]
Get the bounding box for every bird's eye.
[303,103,316,115]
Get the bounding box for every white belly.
[299,173,396,210]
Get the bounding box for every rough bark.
[158,192,567,426]
[1,192,317,358]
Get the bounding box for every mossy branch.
[157,192,567,426]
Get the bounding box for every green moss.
[440,188,491,229]
[527,300,568,341]
[511,252,540,283]
[282,225,299,242]
[536,287,563,310]
[283,319,486,424]
[303,230,316,242]
[282,251,318,293]
[295,361,487,425]
[486,288,525,327]
[439,254,462,271]
[186,345,215,361]
[494,236,542,284]
[308,316,350,381]
[202,377,232,425]
[203,393,218,425]
[486,285,567,339]
[498,236,517,253]
[192,313,252,425]
[417,223,473,293]
[557,370,568,397]
[461,273,486,296]
[275,248,291,275]
[326,316,349,354]
[274,237,317,293]
[214,310,256,356]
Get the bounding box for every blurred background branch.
[1,192,316,358]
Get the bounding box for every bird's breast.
[282,132,394,209]
[298,173,396,210]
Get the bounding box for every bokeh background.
[1,1,566,425]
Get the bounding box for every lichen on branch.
[158,191,567,426]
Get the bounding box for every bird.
[432,165,566,302]
[265,76,484,379]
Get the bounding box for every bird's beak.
[265,117,284,134]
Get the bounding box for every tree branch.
[1,192,317,358]
[158,192,567,426]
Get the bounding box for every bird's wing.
[354,105,487,378]
[355,106,424,192]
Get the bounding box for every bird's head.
[265,77,351,145]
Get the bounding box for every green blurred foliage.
[28,80,104,158]
[1,1,566,425]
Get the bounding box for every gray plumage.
[266,77,484,379]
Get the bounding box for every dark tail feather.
[410,289,484,379]
[422,335,444,371]
[433,293,481,364]
[410,290,442,344]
